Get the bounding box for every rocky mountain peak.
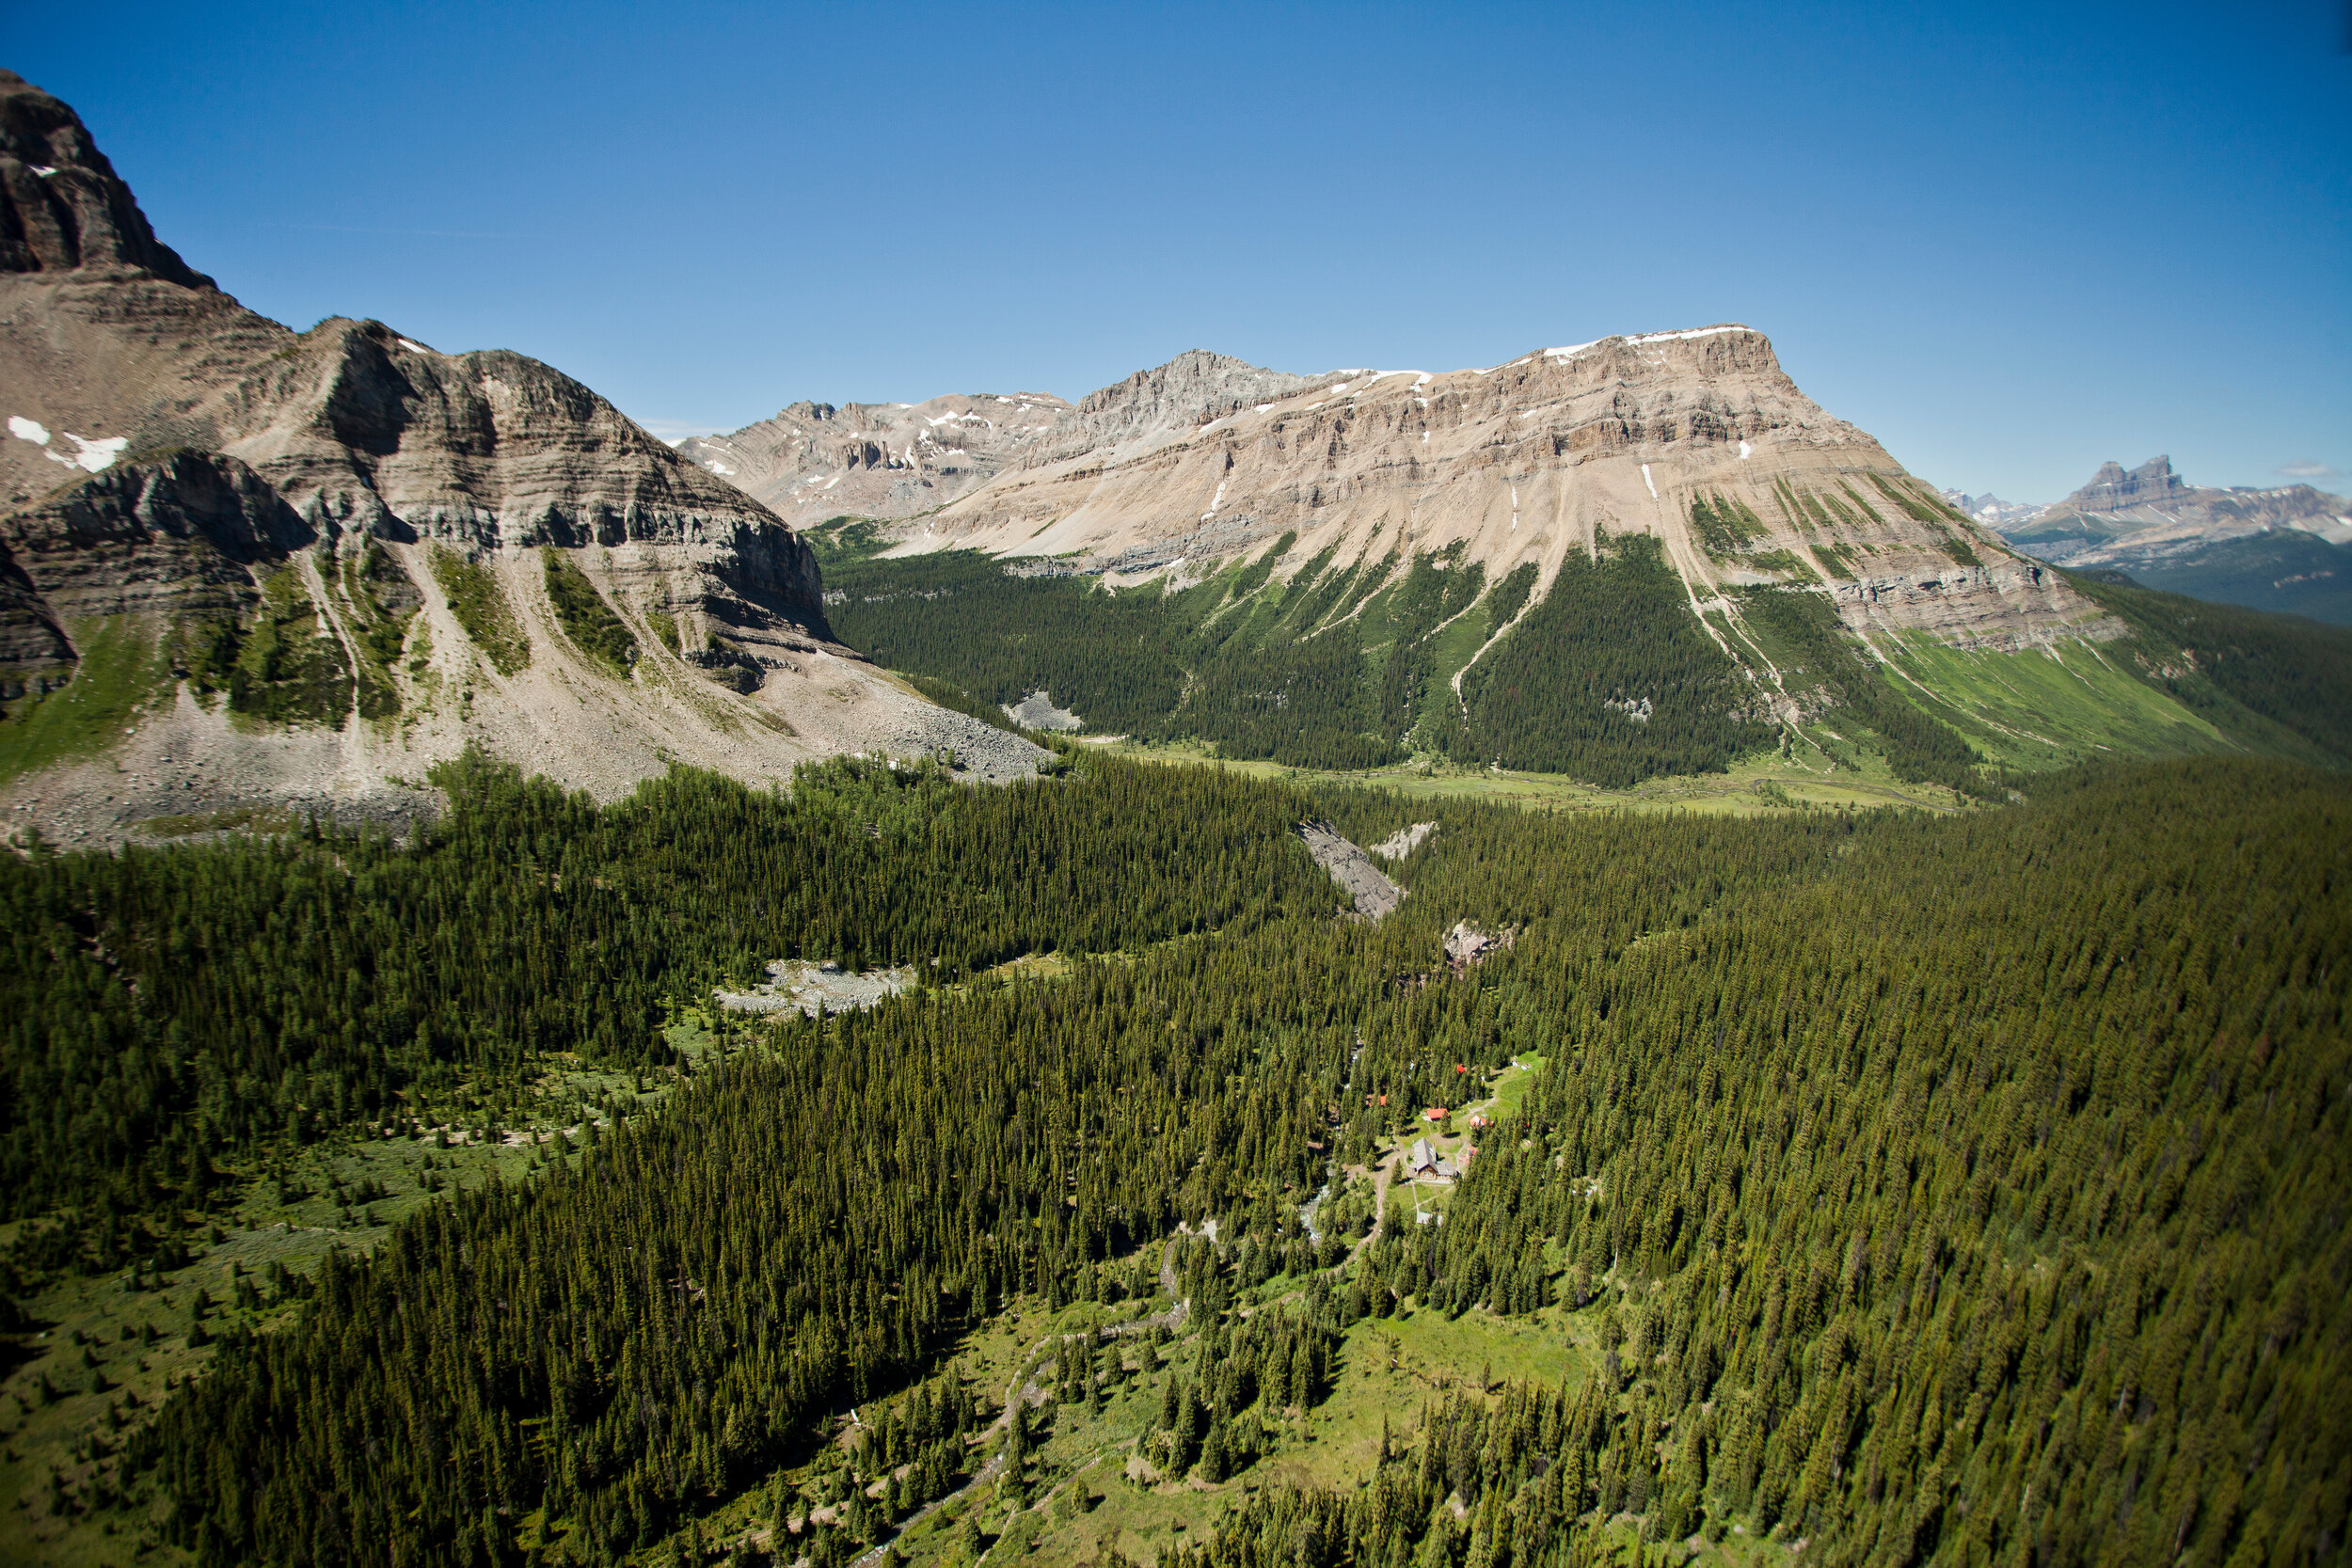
[678,389,1075,521]
[1995,454,2351,620]
[1,72,1046,844]
[2066,455,2187,513]
[1030,350,1322,467]
[0,71,211,287]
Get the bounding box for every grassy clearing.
[132,805,310,838]
[1487,1053,1548,1120]
[641,1051,1616,1568]
[972,950,1078,985]
[1104,737,1966,818]
[657,1243,1603,1568]
[1877,631,2235,769]
[0,618,168,789]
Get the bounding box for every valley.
[1,46,2348,1568]
[4,749,2345,1568]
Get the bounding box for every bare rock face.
[886,328,2113,653]
[679,391,1073,521]
[2009,456,2352,561]
[2063,456,2190,514]
[0,70,211,285]
[0,71,1040,844]
[1025,350,1326,467]
[4,450,308,622]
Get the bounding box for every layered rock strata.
[0,70,1041,844]
[884,328,2114,654]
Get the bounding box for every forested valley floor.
[1,752,2345,1568]
[810,520,2352,796]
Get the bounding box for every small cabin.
[1406,1138,1454,1180]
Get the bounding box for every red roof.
[1424,1107,1449,1121]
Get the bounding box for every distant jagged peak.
[2064,456,2189,513]
[0,70,213,288]
[1027,350,1325,467]
[1068,349,1315,419]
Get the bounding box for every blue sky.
[12,1,2348,500]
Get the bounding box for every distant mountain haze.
[1995,456,2351,624]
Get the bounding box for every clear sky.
[11,1,2348,501]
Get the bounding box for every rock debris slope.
[879,330,2113,654]
[0,71,1041,845]
[1297,820,1406,920]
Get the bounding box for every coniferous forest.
[1,750,2346,1568]
[813,522,2352,792]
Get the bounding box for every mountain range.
[720,343,2350,791]
[1992,456,2352,625]
[5,68,2350,847]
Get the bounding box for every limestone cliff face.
[898,328,2110,653]
[3,451,310,623]
[1025,350,1320,467]
[0,71,1038,841]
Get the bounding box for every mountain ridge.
[882,325,2114,658]
[0,71,1044,847]
[1995,454,2351,624]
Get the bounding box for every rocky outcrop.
[1369,822,1437,861]
[3,451,309,623]
[1442,920,1514,971]
[1298,820,1406,920]
[0,532,68,686]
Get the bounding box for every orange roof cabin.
[1423,1107,1449,1122]
[1468,1112,1491,1131]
